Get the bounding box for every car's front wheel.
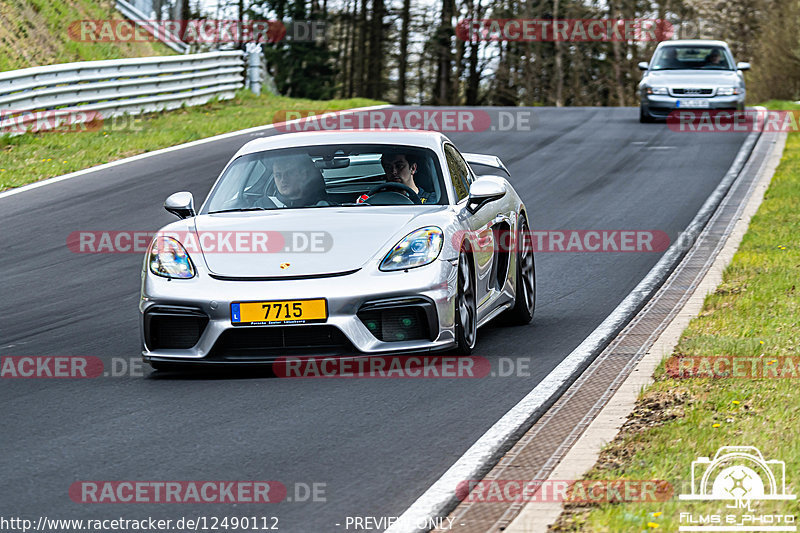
[639,106,654,123]
[455,249,477,354]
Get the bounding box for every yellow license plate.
[231,299,328,326]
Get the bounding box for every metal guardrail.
[115,0,190,54]
[0,51,246,133]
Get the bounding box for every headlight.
[717,87,740,96]
[646,87,669,95]
[380,226,443,271]
[148,236,196,279]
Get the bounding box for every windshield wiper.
[208,207,270,214]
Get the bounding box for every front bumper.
[140,259,459,364]
[641,94,745,119]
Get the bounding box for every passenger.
[659,47,680,69]
[271,155,330,207]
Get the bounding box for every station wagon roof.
[657,40,730,48]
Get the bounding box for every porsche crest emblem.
[280,262,291,270]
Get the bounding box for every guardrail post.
[246,45,263,96]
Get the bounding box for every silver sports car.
[139,130,534,368]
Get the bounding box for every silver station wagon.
[638,39,750,122]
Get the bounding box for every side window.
[444,144,471,202]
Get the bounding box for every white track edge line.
[0,104,391,200]
[504,129,787,533]
[385,111,765,533]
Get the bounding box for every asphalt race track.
[0,107,750,531]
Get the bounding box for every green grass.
[758,100,800,110]
[0,0,172,71]
[0,91,381,191]
[551,103,800,532]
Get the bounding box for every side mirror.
[467,179,506,214]
[736,62,751,71]
[638,61,649,71]
[164,191,195,219]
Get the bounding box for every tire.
[454,249,477,354]
[639,106,654,123]
[505,216,536,325]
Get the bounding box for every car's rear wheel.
[455,249,477,354]
[505,216,536,325]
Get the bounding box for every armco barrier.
[0,51,246,133]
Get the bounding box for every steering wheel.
[253,195,278,209]
[364,182,422,205]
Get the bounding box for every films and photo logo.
[678,446,796,531]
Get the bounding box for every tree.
[253,0,336,99]
[398,0,412,103]
[433,0,455,104]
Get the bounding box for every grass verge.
[0,91,381,191]
[0,0,172,71]
[550,103,800,531]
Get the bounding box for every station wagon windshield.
[650,46,734,71]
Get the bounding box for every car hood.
[643,70,741,87]
[192,207,445,278]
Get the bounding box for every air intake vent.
[358,306,431,342]
[211,326,352,359]
[145,307,209,350]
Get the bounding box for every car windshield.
[650,46,734,71]
[203,144,446,213]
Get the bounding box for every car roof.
[234,129,452,158]
[657,39,730,48]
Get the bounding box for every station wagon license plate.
[231,299,328,326]
[676,99,710,109]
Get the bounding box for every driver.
[705,49,723,66]
[270,155,330,207]
[380,153,435,203]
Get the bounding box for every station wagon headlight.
[148,236,196,279]
[717,87,740,96]
[380,227,443,271]
[646,87,669,95]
